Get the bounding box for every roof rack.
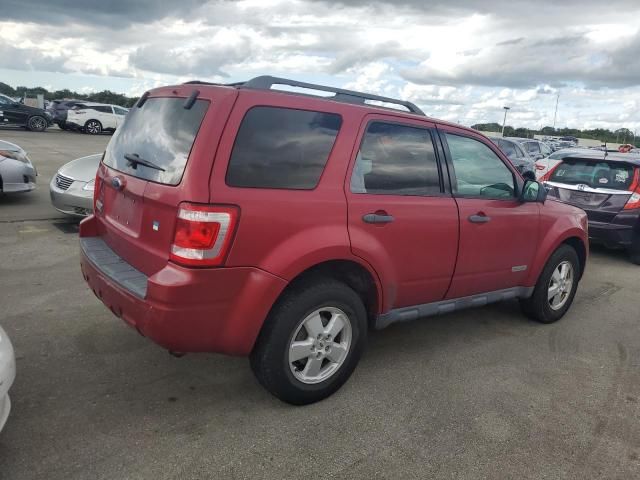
[242,76,425,116]
[184,76,425,116]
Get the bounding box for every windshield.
[550,159,635,190]
[103,97,208,185]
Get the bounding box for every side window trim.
[437,128,523,200]
[349,118,446,197]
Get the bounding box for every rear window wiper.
[124,153,166,172]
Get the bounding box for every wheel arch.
[562,236,587,279]
[274,259,383,329]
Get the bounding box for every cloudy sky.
[2,0,640,130]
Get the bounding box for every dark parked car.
[542,151,640,264]
[79,75,588,404]
[489,137,536,179]
[0,94,52,132]
[514,138,553,160]
[48,100,87,130]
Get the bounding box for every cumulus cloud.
[1,0,640,130]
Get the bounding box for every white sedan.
[0,324,16,432]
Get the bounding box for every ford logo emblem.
[111,176,124,190]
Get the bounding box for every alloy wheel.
[547,260,574,310]
[288,307,352,385]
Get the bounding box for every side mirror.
[520,180,547,203]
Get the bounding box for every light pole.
[501,106,510,136]
[552,92,559,129]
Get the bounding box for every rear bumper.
[588,209,639,247]
[588,221,635,246]
[79,220,287,356]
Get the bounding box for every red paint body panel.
[446,198,540,297]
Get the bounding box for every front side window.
[350,122,440,196]
[446,133,515,199]
[226,106,341,190]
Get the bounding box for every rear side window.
[92,106,113,113]
[525,142,540,154]
[550,160,635,190]
[103,98,208,185]
[350,122,440,196]
[226,106,342,189]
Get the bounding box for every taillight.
[93,174,102,212]
[540,162,561,182]
[170,203,239,267]
[624,169,640,210]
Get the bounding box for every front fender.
[525,202,588,285]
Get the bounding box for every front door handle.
[468,213,491,224]
[363,213,395,224]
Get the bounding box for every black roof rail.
[238,75,425,116]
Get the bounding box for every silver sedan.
[0,324,16,433]
[50,153,101,217]
[0,140,37,193]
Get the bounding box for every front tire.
[84,120,102,135]
[250,278,367,405]
[520,244,580,323]
[27,115,47,132]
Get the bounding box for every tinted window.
[103,98,208,185]
[351,122,440,196]
[497,139,517,158]
[91,106,113,113]
[550,160,635,190]
[526,142,541,154]
[0,95,12,105]
[446,133,515,199]
[227,107,341,189]
[114,107,128,115]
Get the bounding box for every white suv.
[66,102,129,135]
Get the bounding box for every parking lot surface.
[1,128,639,479]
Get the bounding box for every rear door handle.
[363,213,395,224]
[468,214,491,224]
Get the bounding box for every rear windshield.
[103,97,208,185]
[550,159,635,190]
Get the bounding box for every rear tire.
[84,120,102,135]
[250,278,367,405]
[629,235,640,265]
[520,244,580,323]
[27,115,47,132]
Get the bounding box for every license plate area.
[105,189,144,236]
[558,188,608,207]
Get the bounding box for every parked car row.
[48,101,129,134]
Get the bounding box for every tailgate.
[91,85,238,276]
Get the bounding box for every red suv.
[79,76,588,404]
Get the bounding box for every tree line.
[471,122,639,146]
[0,82,137,108]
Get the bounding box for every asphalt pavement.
[0,127,639,479]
